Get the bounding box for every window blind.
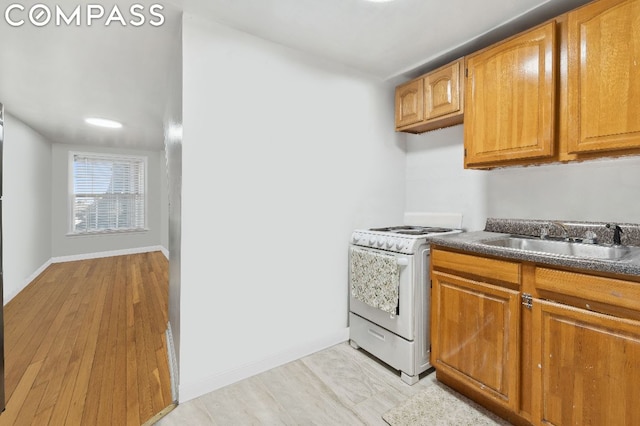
[72,153,146,233]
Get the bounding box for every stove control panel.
[351,231,418,254]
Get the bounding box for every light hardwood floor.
[158,342,440,425]
[0,252,173,426]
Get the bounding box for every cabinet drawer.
[431,249,520,285]
[535,267,640,312]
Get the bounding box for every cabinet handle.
[522,293,533,309]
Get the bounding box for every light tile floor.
[157,342,495,425]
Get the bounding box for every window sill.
[66,228,149,237]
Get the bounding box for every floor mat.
[382,381,511,426]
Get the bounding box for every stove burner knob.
[352,235,360,243]
[395,241,404,250]
[369,237,377,246]
[378,239,386,247]
[386,239,395,248]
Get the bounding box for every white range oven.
[349,217,462,385]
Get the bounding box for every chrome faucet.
[541,221,570,240]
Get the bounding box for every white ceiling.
[0,1,182,151]
[0,0,590,151]
[178,0,557,80]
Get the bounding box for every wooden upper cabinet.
[395,58,464,133]
[424,60,462,120]
[567,0,640,154]
[395,79,424,128]
[464,22,556,168]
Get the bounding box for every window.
[71,152,147,234]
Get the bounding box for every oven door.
[349,246,415,341]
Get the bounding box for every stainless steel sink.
[481,235,637,261]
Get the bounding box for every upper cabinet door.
[567,0,640,154]
[424,60,463,120]
[395,79,424,128]
[395,58,464,133]
[464,22,556,168]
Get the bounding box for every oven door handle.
[396,257,409,266]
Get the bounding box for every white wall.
[163,13,183,380]
[3,113,52,303]
[180,14,405,401]
[486,156,640,222]
[160,150,169,253]
[51,143,164,258]
[406,125,487,231]
[406,124,640,229]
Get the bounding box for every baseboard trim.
[161,246,170,260]
[51,245,166,264]
[165,322,179,403]
[4,258,53,304]
[178,328,350,403]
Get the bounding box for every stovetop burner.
[369,226,454,235]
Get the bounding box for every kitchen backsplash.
[485,218,640,247]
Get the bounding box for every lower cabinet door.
[532,299,640,426]
[432,271,520,411]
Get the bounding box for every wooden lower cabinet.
[431,270,520,411]
[432,247,640,425]
[532,299,640,426]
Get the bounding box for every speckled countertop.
[427,218,640,277]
